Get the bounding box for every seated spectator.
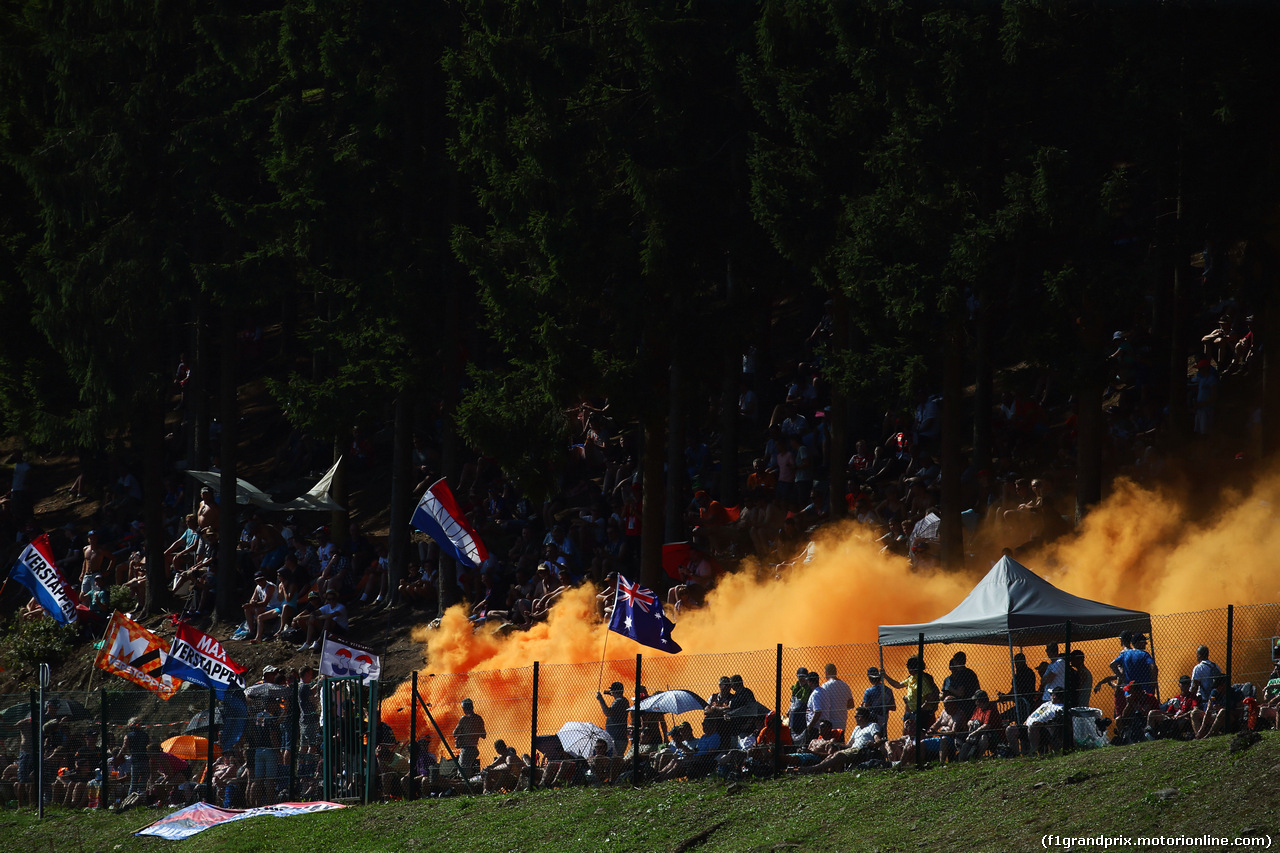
[1194,674,1243,740]
[356,548,390,606]
[954,690,1002,761]
[926,696,966,761]
[999,652,1039,725]
[482,740,527,792]
[402,735,439,796]
[295,589,349,651]
[85,574,111,619]
[243,571,281,640]
[652,720,721,782]
[1004,686,1066,756]
[793,707,884,774]
[253,568,304,643]
[123,549,149,605]
[783,719,844,768]
[1147,675,1203,739]
[164,515,200,575]
[1258,661,1280,730]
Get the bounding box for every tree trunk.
[940,321,965,569]
[329,438,348,548]
[640,412,666,591]
[143,385,168,615]
[1075,349,1104,521]
[664,356,685,542]
[827,289,850,520]
[971,302,993,473]
[216,309,239,622]
[718,347,739,506]
[388,388,412,602]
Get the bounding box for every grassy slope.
[4,734,1279,853]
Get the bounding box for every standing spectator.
[245,696,282,806]
[861,667,897,732]
[819,664,854,731]
[787,668,812,741]
[596,681,630,756]
[1190,645,1224,703]
[1068,650,1094,707]
[118,718,150,796]
[1109,632,1158,697]
[452,698,486,776]
[940,652,980,726]
[882,656,939,733]
[1191,359,1219,435]
[1039,643,1066,701]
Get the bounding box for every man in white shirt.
[820,663,854,731]
[296,589,349,651]
[803,671,826,744]
[1190,645,1223,703]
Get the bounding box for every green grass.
[3,734,1278,853]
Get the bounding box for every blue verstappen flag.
[608,576,681,654]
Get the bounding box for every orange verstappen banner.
[95,611,183,699]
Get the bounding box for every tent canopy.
[186,457,344,513]
[878,555,1151,647]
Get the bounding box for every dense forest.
[2,1,1278,616]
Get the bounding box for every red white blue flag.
[608,576,681,654]
[319,635,381,685]
[411,478,489,568]
[161,619,246,699]
[8,534,78,625]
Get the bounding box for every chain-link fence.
[3,602,1277,811]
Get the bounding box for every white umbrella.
[632,689,707,715]
[556,721,611,758]
[244,681,290,700]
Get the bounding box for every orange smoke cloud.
[413,471,1280,675]
[389,470,1280,760]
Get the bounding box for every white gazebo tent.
[878,555,1150,647]
[878,556,1151,752]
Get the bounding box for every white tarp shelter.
[878,555,1151,647]
[186,457,345,513]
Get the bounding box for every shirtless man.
[81,530,114,591]
[197,486,220,531]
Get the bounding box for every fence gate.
[319,676,378,804]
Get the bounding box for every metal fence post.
[773,644,782,776]
[1062,621,1074,754]
[529,663,539,793]
[33,687,42,817]
[321,681,331,802]
[1226,604,1234,683]
[206,685,217,801]
[364,680,378,805]
[632,654,642,786]
[915,633,924,771]
[289,680,299,801]
[99,688,109,810]
[409,672,418,801]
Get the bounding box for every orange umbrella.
[161,734,221,760]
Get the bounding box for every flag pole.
[597,618,611,693]
[597,575,619,692]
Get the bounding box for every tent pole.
[1147,625,1161,702]
[878,645,885,735]
[1007,632,1018,734]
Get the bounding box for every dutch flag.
[411,478,489,568]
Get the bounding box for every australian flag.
[608,576,681,654]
